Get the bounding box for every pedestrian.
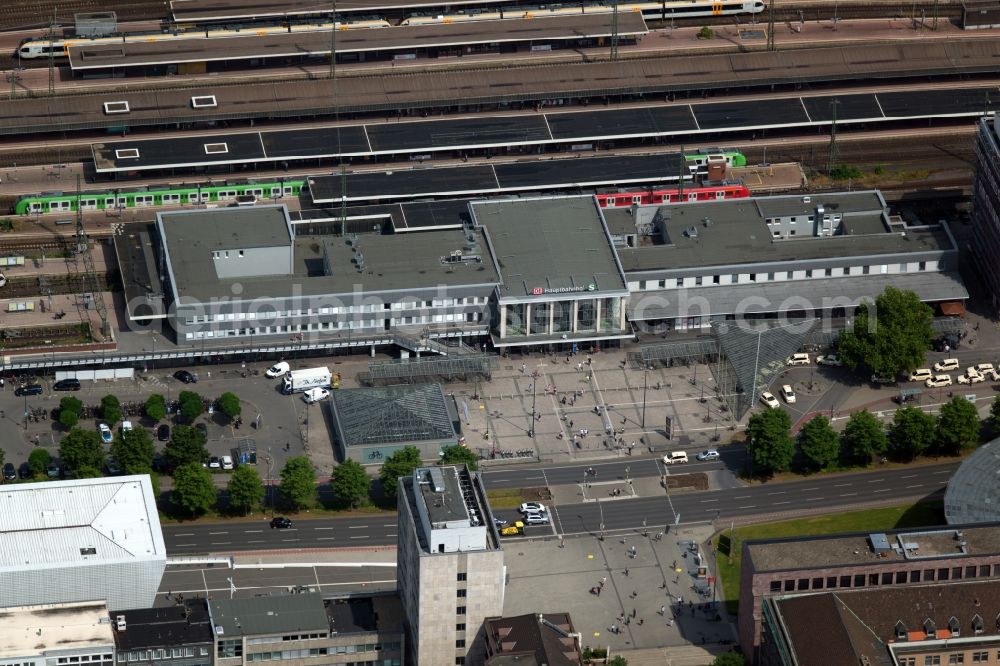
[659,605,666,615]
[521,363,526,374]
[625,616,630,626]
[0,377,5,390]
[668,618,674,627]
[624,568,629,576]
[632,608,637,618]
[602,576,607,585]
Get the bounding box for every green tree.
[59,396,83,417]
[439,444,480,471]
[842,410,888,464]
[379,446,423,502]
[937,396,981,455]
[332,459,371,508]
[164,424,209,469]
[837,287,933,379]
[746,408,794,476]
[28,448,51,477]
[172,462,217,516]
[797,415,840,471]
[711,654,748,666]
[279,456,317,510]
[145,394,167,422]
[59,428,105,474]
[227,465,265,515]
[217,392,242,420]
[72,465,103,479]
[178,390,204,423]
[888,406,936,461]
[101,395,123,425]
[0,448,5,471]
[59,409,79,428]
[608,657,629,666]
[111,427,156,475]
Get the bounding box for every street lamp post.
[598,498,605,541]
[266,447,274,517]
[641,364,650,429]
[22,391,28,430]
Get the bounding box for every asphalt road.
[161,458,957,555]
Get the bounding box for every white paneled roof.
[0,475,164,570]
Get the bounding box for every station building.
[0,600,115,666]
[0,475,166,611]
[397,465,504,665]
[137,190,965,356]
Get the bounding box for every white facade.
[0,475,166,611]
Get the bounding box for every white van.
[265,361,291,378]
[663,451,689,465]
[787,353,811,366]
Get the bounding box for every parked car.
[786,353,811,366]
[958,368,985,385]
[816,354,843,367]
[46,462,61,479]
[759,391,780,409]
[98,423,113,443]
[157,424,170,442]
[18,462,30,479]
[518,502,547,514]
[15,384,43,396]
[933,358,960,372]
[3,463,16,481]
[196,423,208,438]
[53,378,81,391]
[120,421,133,434]
[493,517,508,528]
[265,361,291,378]
[926,375,953,388]
[270,517,293,529]
[696,449,720,462]
[909,369,933,382]
[977,363,996,373]
[780,385,796,404]
[207,456,221,469]
[173,370,197,384]
[220,455,234,470]
[105,458,121,475]
[303,387,330,403]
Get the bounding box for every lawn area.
[486,488,525,509]
[713,500,944,614]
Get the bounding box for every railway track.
[0,0,169,31]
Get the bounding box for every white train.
[17,0,764,59]
[17,19,391,59]
[401,0,766,24]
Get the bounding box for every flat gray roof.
[746,524,1000,573]
[209,594,329,637]
[618,193,955,273]
[472,196,627,300]
[158,207,499,304]
[417,466,472,525]
[627,272,969,319]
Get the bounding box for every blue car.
[98,423,113,443]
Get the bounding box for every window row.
[117,647,208,662]
[247,633,328,645]
[769,564,1000,594]
[634,262,935,291]
[59,656,113,664]
[186,299,484,323]
[247,648,328,661]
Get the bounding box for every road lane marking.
[867,478,884,483]
[387,533,397,537]
[175,543,195,547]
[905,484,924,489]
[208,531,228,535]
[700,499,718,503]
[840,493,857,497]
[773,501,791,505]
[801,487,819,491]
[833,483,850,487]
[873,489,890,493]
[317,537,336,541]
[350,536,370,540]
[348,526,366,529]
[900,475,917,479]
[767,491,786,495]
[933,470,952,474]
[804,497,823,502]
[247,540,264,544]
[245,530,262,533]
[735,496,751,499]
[739,505,756,509]
[314,527,334,530]
[174,533,193,537]
[382,524,396,527]
[210,542,231,545]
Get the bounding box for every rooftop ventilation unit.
[428,467,447,493]
[684,226,698,238]
[116,615,126,631]
[204,143,229,155]
[115,148,140,160]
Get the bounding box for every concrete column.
[524,303,531,336]
[499,304,507,338]
[595,298,603,333]
[571,300,579,333]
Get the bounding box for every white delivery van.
[282,367,332,394]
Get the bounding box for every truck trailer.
[282,367,333,394]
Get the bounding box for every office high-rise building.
[397,466,505,665]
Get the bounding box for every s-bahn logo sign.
[531,284,596,296]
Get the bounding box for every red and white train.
[595,181,751,208]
